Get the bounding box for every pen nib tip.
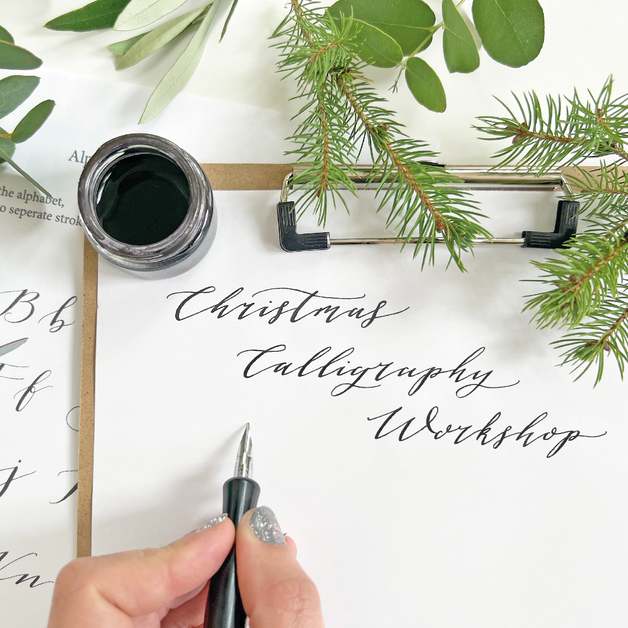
[235,424,253,478]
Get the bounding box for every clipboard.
[77,163,291,557]
[76,162,594,557]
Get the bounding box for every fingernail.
[251,506,285,544]
[196,513,228,532]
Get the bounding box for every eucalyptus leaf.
[472,0,544,67]
[405,56,446,112]
[107,33,147,55]
[114,0,189,31]
[351,20,403,68]
[117,6,207,69]
[0,92,3,108]
[0,338,27,358]
[11,100,55,144]
[0,146,51,196]
[0,42,42,70]
[139,0,222,124]
[45,0,133,32]
[0,25,14,44]
[442,0,479,73]
[0,75,40,119]
[329,0,435,56]
[219,0,239,42]
[0,126,16,164]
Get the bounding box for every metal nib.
[234,423,253,478]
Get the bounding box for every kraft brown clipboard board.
[77,163,292,558]
[77,162,600,556]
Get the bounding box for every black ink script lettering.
[367,406,606,458]
[38,296,78,332]
[0,362,27,383]
[14,370,52,411]
[167,285,408,329]
[0,552,53,588]
[50,470,78,505]
[0,461,36,498]
[0,290,40,323]
[238,344,518,399]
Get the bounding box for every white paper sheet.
[0,67,290,628]
[93,187,628,628]
[0,68,87,624]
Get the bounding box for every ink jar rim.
[78,133,215,276]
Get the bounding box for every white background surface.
[1,1,628,627]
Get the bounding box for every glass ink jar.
[78,133,216,278]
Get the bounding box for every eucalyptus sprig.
[275,0,491,270]
[477,78,628,384]
[326,0,546,112]
[0,26,55,196]
[45,0,240,123]
[0,337,28,358]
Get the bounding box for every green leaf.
[0,25,14,43]
[472,0,544,67]
[11,100,55,143]
[0,125,16,164]
[329,0,435,56]
[114,0,190,31]
[0,42,42,70]
[219,0,239,42]
[45,0,133,32]
[117,5,207,69]
[139,0,222,123]
[0,145,51,197]
[351,20,403,68]
[107,33,147,55]
[0,338,27,358]
[442,0,479,73]
[405,57,446,112]
[0,75,40,119]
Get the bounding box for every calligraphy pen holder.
[276,165,578,253]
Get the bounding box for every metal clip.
[277,165,578,252]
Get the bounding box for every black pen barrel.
[204,476,260,628]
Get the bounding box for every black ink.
[238,343,518,399]
[367,406,607,458]
[0,362,27,382]
[0,290,40,323]
[96,153,189,245]
[65,406,80,432]
[14,370,52,412]
[50,470,78,504]
[167,285,408,329]
[38,296,78,332]
[0,461,36,498]
[0,552,53,588]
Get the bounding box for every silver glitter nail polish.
[251,506,285,545]
[196,513,228,532]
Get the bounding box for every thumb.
[236,506,324,628]
[48,515,235,627]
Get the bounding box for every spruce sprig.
[551,287,628,386]
[477,78,628,175]
[274,0,491,270]
[524,231,628,328]
[477,78,628,384]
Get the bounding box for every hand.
[47,507,324,628]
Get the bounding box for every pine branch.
[476,78,628,175]
[552,288,628,385]
[274,0,491,270]
[524,231,628,329]
[564,164,628,219]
